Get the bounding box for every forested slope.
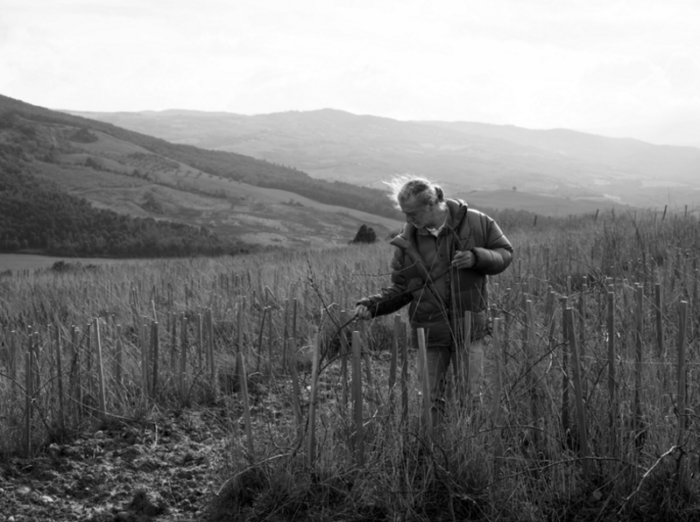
[0,140,244,258]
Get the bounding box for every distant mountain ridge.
[68,107,700,212]
[0,94,405,254]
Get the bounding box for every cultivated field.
[0,210,699,521]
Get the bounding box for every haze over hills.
[68,108,700,213]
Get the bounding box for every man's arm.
[355,243,414,318]
[471,216,513,275]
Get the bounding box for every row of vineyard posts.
[0,267,697,492]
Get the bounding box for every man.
[354,176,513,425]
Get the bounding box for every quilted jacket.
[358,198,513,341]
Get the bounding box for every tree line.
[0,144,247,258]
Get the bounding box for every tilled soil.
[0,409,234,522]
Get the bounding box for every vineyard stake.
[677,301,688,486]
[307,333,321,467]
[491,317,504,471]
[197,313,203,370]
[359,321,374,389]
[282,299,289,368]
[634,284,643,452]
[292,298,298,348]
[340,311,349,407]
[564,308,590,481]
[116,325,124,402]
[352,330,365,466]
[607,290,618,458]
[560,297,570,438]
[140,317,149,401]
[388,314,399,411]
[151,320,159,398]
[170,311,177,372]
[70,326,81,420]
[417,328,432,437]
[255,306,268,374]
[236,302,243,378]
[526,300,540,448]
[24,336,33,457]
[266,308,273,381]
[237,352,255,459]
[179,313,188,404]
[9,330,17,400]
[207,309,215,392]
[94,319,107,418]
[287,338,303,436]
[402,320,410,425]
[85,322,92,399]
[655,283,663,358]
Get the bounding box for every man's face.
[400,197,433,229]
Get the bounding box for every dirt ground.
[0,409,233,522]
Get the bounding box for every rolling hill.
[67,108,700,213]
[0,95,404,255]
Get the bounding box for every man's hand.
[452,250,476,269]
[354,304,372,320]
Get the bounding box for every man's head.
[387,176,447,229]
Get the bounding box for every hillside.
[0,95,403,221]
[69,108,700,212]
[0,131,240,258]
[0,95,404,255]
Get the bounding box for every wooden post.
[453,311,471,405]
[255,307,268,374]
[25,336,34,457]
[237,352,255,458]
[655,283,663,358]
[236,302,244,358]
[359,321,374,389]
[525,300,539,445]
[340,311,350,407]
[266,308,273,379]
[491,318,504,469]
[564,308,590,481]
[282,299,289,368]
[151,320,159,397]
[607,290,618,457]
[140,318,149,400]
[207,309,215,387]
[634,284,643,449]
[292,298,298,347]
[560,297,570,438]
[197,312,203,370]
[307,333,321,467]
[9,330,17,400]
[180,314,188,404]
[677,301,688,486]
[115,324,124,390]
[417,328,432,437]
[389,315,399,407]
[170,311,177,373]
[287,338,303,435]
[70,326,81,419]
[53,325,65,433]
[352,331,365,466]
[85,322,92,398]
[403,320,410,425]
[94,319,107,418]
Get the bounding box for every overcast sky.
[2,0,699,146]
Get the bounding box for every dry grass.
[1,211,700,520]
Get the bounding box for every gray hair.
[385,175,445,209]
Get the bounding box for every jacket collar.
[412,198,468,236]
